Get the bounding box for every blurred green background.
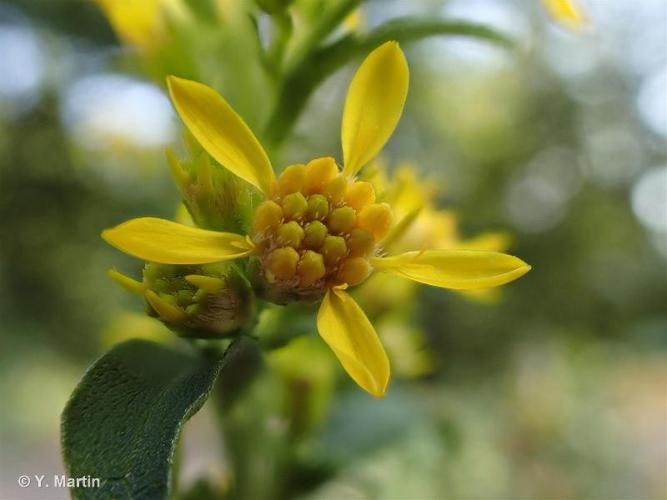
[0,0,665,499]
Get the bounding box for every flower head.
[103,42,531,398]
[249,157,391,303]
[109,262,254,338]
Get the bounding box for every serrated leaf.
[61,339,241,499]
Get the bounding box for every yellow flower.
[377,164,511,256]
[380,165,512,305]
[108,262,255,338]
[102,42,531,398]
[342,8,364,34]
[96,0,186,51]
[541,0,588,31]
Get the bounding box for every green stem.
[283,0,362,74]
[264,18,514,149]
[263,0,362,150]
[267,11,294,78]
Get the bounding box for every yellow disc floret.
[282,192,308,219]
[278,164,307,195]
[250,157,393,303]
[266,246,299,280]
[357,203,393,239]
[345,181,376,209]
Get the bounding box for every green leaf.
[61,339,232,499]
[264,17,514,147]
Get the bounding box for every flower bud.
[277,221,305,247]
[337,257,371,286]
[253,200,283,234]
[168,138,255,234]
[345,181,376,210]
[278,164,307,195]
[305,194,329,220]
[320,235,347,265]
[109,263,254,338]
[305,157,337,193]
[282,192,308,220]
[327,206,356,234]
[323,176,347,205]
[297,250,326,286]
[303,221,328,249]
[347,228,375,257]
[266,247,299,281]
[357,203,393,240]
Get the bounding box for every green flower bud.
[303,221,327,249]
[305,194,329,220]
[167,133,258,233]
[109,262,255,338]
[282,192,308,220]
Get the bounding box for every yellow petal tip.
[107,268,145,296]
[369,384,388,399]
[145,289,187,323]
[166,75,275,195]
[166,74,181,87]
[101,227,118,246]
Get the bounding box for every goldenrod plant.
[102,43,531,397]
[7,0,664,498]
[61,2,534,498]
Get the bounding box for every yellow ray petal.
[102,217,254,264]
[97,0,188,50]
[167,76,275,196]
[185,274,226,293]
[145,290,188,323]
[341,42,409,177]
[107,268,145,295]
[96,0,172,51]
[542,0,588,31]
[371,250,531,290]
[317,288,390,398]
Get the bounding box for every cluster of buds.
[249,157,393,304]
[110,263,254,338]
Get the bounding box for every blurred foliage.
[0,0,665,499]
